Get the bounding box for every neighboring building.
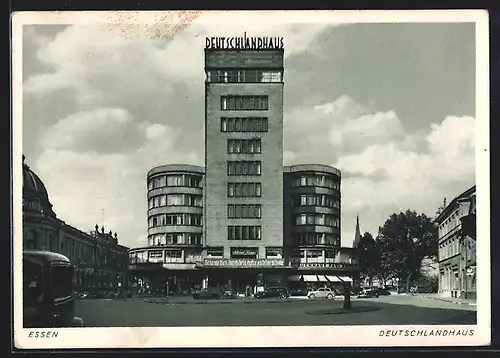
[127,40,358,296]
[435,185,476,299]
[22,156,130,293]
[129,165,205,294]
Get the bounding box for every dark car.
[23,250,83,328]
[254,286,290,299]
[357,288,379,298]
[192,287,232,299]
[377,288,392,296]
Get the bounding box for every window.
[228,226,262,240]
[23,260,43,305]
[265,247,282,258]
[261,71,282,82]
[149,175,166,190]
[166,194,203,207]
[227,138,262,154]
[292,175,340,189]
[207,247,224,257]
[292,233,340,246]
[148,195,167,209]
[227,182,261,197]
[221,96,269,111]
[148,250,163,263]
[206,69,283,83]
[227,161,262,176]
[293,194,339,208]
[221,117,269,133]
[294,214,339,227]
[50,264,74,299]
[228,204,262,219]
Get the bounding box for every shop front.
[195,258,292,296]
[287,262,359,294]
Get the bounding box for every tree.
[376,210,438,293]
[357,232,379,286]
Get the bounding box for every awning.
[325,275,342,282]
[337,276,353,283]
[302,275,318,282]
[317,275,328,282]
[288,275,302,281]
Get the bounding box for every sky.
[20,13,477,249]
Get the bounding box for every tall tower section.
[204,38,284,260]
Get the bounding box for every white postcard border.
[11,10,491,349]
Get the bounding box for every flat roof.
[148,164,205,178]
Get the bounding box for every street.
[75,294,476,327]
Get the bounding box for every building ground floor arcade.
[128,261,359,297]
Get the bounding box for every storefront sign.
[231,249,256,256]
[199,258,285,268]
[205,32,284,50]
[298,263,356,269]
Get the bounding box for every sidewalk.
[417,293,477,306]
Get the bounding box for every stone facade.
[435,186,476,299]
[22,157,130,293]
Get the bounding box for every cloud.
[40,108,147,153]
[336,115,475,245]
[22,22,476,249]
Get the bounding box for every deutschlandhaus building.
[127,37,359,295]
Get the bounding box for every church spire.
[353,213,362,248]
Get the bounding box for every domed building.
[22,156,130,295]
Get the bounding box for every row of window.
[438,210,461,239]
[221,117,269,132]
[148,213,203,228]
[227,182,262,197]
[292,194,340,209]
[290,249,350,260]
[148,174,203,191]
[227,161,262,176]
[292,233,341,246]
[439,237,461,261]
[228,226,262,240]
[228,204,262,219]
[148,194,203,209]
[292,175,340,190]
[227,138,262,154]
[148,233,203,246]
[206,70,282,83]
[294,213,340,227]
[221,95,269,111]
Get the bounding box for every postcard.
[12,10,490,349]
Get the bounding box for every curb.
[420,296,477,306]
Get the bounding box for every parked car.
[254,286,290,299]
[357,288,380,298]
[23,250,84,328]
[192,287,228,299]
[377,288,392,296]
[307,287,336,300]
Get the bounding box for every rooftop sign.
[205,32,284,50]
